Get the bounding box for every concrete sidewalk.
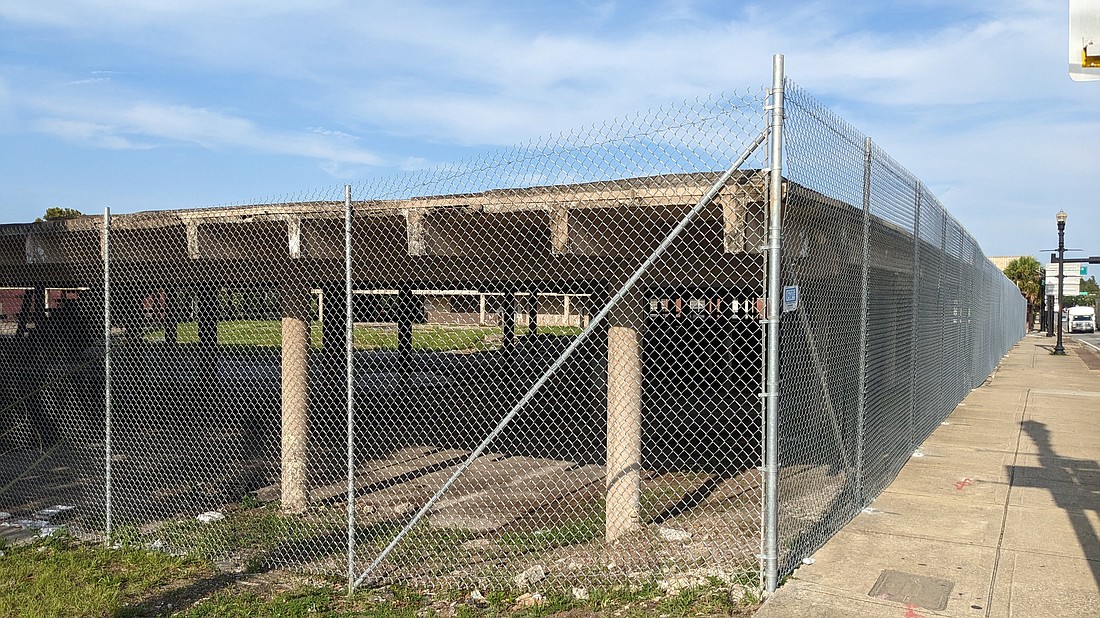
[756,334,1100,617]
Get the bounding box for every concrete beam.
[24,230,99,265]
[606,286,645,542]
[721,175,767,254]
[281,283,311,514]
[288,216,302,259]
[186,222,200,260]
[550,204,571,254]
[406,210,428,257]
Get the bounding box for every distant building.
[989,255,1027,272]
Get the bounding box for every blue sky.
[0,0,1096,259]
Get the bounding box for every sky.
[0,0,1096,260]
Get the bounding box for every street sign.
[1070,0,1100,81]
[1046,262,1082,295]
[1081,265,1089,275]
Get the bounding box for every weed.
[390,583,425,604]
[455,605,482,618]
[486,589,512,609]
[658,586,701,616]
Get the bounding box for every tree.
[1003,256,1042,330]
[1064,275,1099,310]
[34,207,83,223]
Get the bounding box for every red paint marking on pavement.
[955,477,973,490]
[905,604,926,618]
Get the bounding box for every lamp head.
[1057,209,1068,224]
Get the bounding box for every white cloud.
[398,156,432,172]
[26,96,383,168]
[1,0,1097,252]
[33,118,154,149]
[0,0,330,28]
[309,127,359,141]
[63,77,111,86]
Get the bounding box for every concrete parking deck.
[756,333,1100,617]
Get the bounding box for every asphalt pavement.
[755,332,1100,617]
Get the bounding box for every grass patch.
[180,587,345,618]
[0,534,208,618]
[496,509,605,553]
[0,535,761,618]
[144,321,581,352]
[145,320,323,348]
[0,497,759,616]
[358,521,480,572]
[128,501,336,569]
[657,575,762,617]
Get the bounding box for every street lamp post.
[1054,210,1067,355]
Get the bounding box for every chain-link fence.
[0,58,1023,595]
[773,79,1026,581]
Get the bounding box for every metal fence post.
[856,138,871,506]
[763,53,785,595]
[909,182,921,449]
[938,210,948,416]
[344,185,356,594]
[102,206,113,542]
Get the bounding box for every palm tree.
[1003,256,1042,330]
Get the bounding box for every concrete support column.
[111,285,140,342]
[479,294,487,326]
[281,284,311,514]
[605,286,646,542]
[528,291,538,334]
[501,291,516,350]
[564,294,572,326]
[15,287,40,338]
[322,285,346,357]
[196,286,218,347]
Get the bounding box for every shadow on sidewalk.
[1013,420,1100,590]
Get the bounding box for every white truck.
[1067,306,1096,333]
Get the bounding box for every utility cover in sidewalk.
[868,569,954,611]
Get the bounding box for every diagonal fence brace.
[351,126,770,591]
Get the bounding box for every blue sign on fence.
[783,286,799,312]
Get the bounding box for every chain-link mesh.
[0,71,1025,596]
[0,220,106,541]
[774,80,1025,576]
[344,91,771,589]
[0,90,773,592]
